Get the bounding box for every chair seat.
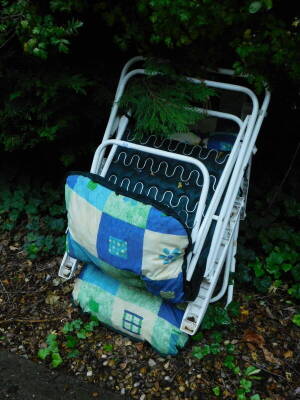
[106,131,229,231]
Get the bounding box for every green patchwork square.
[87,180,98,191]
[77,281,114,326]
[103,192,151,228]
[117,284,161,314]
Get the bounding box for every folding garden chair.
[58,57,270,350]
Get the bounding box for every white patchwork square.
[68,190,101,257]
[141,230,189,281]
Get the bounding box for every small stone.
[52,278,61,286]
[179,385,185,392]
[148,359,156,368]
[134,382,140,388]
[121,388,126,395]
[108,359,115,367]
[164,361,170,370]
[140,367,147,375]
[140,395,146,400]
[86,368,93,377]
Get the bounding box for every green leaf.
[223,355,236,370]
[46,333,57,346]
[210,331,222,343]
[239,378,252,392]
[212,386,221,396]
[227,301,240,317]
[38,347,51,360]
[244,366,261,376]
[263,0,272,10]
[192,344,211,360]
[254,276,272,293]
[191,332,204,341]
[249,1,262,14]
[51,352,63,368]
[65,335,78,348]
[226,343,235,354]
[102,344,113,352]
[67,349,80,358]
[250,395,261,400]
[76,330,87,339]
[288,284,300,299]
[292,314,300,327]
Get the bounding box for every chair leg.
[226,218,240,307]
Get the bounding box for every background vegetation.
[0,0,299,306]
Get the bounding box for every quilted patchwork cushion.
[73,264,188,355]
[66,173,191,303]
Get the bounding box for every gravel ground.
[1,239,300,399]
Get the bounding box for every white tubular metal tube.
[193,107,243,128]
[226,218,240,307]
[186,116,249,281]
[101,69,145,142]
[210,226,235,303]
[205,90,270,279]
[98,116,129,177]
[91,139,210,242]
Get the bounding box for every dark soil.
[0,350,127,400]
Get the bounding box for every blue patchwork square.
[146,207,187,236]
[70,175,112,211]
[67,175,79,190]
[108,236,128,259]
[97,213,144,273]
[79,263,119,295]
[158,302,185,328]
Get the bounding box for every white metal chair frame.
[59,57,270,336]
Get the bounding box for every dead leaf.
[45,293,60,305]
[135,342,144,352]
[243,329,265,347]
[240,306,249,321]
[9,246,18,251]
[284,350,293,359]
[261,346,281,365]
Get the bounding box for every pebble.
[148,358,156,368]
[140,395,146,400]
[120,388,126,395]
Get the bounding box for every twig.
[0,317,63,325]
[0,31,16,50]
[0,279,11,303]
[268,141,300,208]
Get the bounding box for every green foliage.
[0,178,65,259]
[37,333,63,368]
[201,305,232,330]
[38,317,100,368]
[120,60,215,138]
[1,0,299,157]
[237,190,300,299]
[0,1,83,59]
[192,328,263,399]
